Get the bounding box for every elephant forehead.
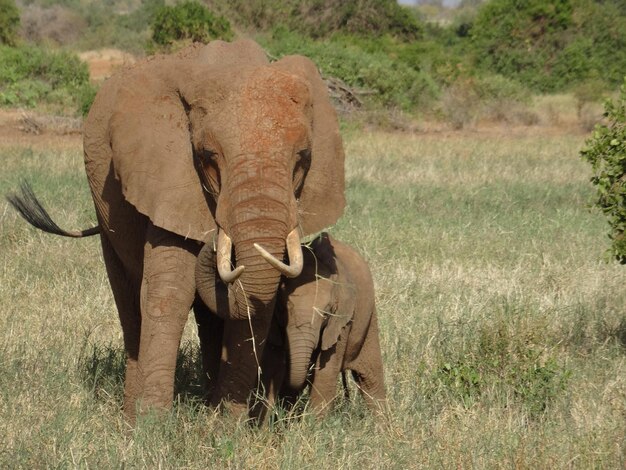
[287,277,332,304]
[236,68,311,150]
[287,300,325,327]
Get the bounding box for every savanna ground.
[0,106,625,467]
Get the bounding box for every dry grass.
[0,127,624,468]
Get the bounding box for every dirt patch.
[0,109,82,150]
[79,49,137,82]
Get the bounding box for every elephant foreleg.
[308,339,348,416]
[251,335,287,424]
[346,312,386,413]
[211,315,272,418]
[136,225,197,413]
[193,299,224,401]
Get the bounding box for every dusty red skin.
[80,40,345,419]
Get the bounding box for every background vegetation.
[0,44,94,114]
[0,0,624,120]
[581,80,626,263]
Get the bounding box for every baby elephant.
[196,233,386,417]
[266,233,386,414]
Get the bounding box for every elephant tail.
[342,371,350,401]
[6,181,100,238]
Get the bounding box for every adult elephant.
[7,40,345,420]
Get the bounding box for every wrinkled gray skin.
[196,233,386,417]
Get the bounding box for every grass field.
[1,128,624,468]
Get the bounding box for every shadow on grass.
[79,340,206,405]
[604,317,626,351]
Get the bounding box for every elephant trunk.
[223,161,294,319]
[197,232,286,321]
[199,153,296,407]
[195,244,225,313]
[287,324,320,390]
[227,237,284,320]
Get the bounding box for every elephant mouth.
[216,227,304,284]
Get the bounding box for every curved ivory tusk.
[254,228,303,278]
[217,229,245,284]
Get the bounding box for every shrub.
[439,74,532,128]
[19,5,87,46]
[580,78,626,263]
[297,0,422,40]
[207,0,423,40]
[0,0,20,46]
[151,1,232,47]
[470,0,573,92]
[470,0,626,92]
[75,0,159,55]
[439,78,480,129]
[0,44,95,115]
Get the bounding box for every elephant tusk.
[254,228,303,278]
[217,229,245,284]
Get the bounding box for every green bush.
[74,0,162,54]
[581,78,626,263]
[470,0,573,92]
[151,1,232,47]
[0,0,20,46]
[0,44,95,115]
[470,0,626,92]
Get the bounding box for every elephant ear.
[320,273,355,351]
[105,41,270,243]
[271,56,346,236]
[106,59,214,242]
[313,234,354,351]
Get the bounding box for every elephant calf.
[264,233,386,415]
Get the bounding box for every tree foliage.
[581,78,626,263]
[0,0,20,46]
[470,0,626,92]
[208,0,422,40]
[0,44,93,114]
[152,1,232,47]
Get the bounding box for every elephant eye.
[297,148,311,164]
[197,149,221,197]
[293,149,311,197]
[199,149,218,164]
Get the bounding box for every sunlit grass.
[0,129,624,467]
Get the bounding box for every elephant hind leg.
[100,234,142,419]
[347,312,386,413]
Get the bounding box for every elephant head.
[85,40,345,322]
[276,235,355,390]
